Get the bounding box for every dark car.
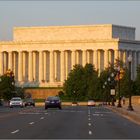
[45,96,62,109]
[24,98,35,107]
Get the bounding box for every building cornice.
[119,39,140,44]
[0,39,119,45]
[13,24,135,30]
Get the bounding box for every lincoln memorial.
[0,24,140,87]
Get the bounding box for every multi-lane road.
[0,105,140,139]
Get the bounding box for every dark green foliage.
[135,65,140,95]
[63,64,99,101]
[120,68,130,97]
[0,74,24,100]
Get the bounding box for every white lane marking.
[89,130,92,135]
[29,122,35,125]
[19,112,41,115]
[40,117,44,120]
[45,113,48,115]
[88,123,91,126]
[88,118,91,121]
[11,129,19,134]
[93,114,100,116]
[95,111,111,114]
[88,114,90,117]
[93,113,103,116]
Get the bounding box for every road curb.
[106,106,140,125]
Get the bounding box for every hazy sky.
[0,1,140,40]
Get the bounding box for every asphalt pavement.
[0,105,140,139]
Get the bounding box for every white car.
[88,100,96,107]
[9,97,24,108]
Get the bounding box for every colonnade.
[0,49,140,85]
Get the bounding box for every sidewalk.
[106,103,140,125]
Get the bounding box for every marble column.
[60,50,65,82]
[65,51,68,80]
[43,52,47,81]
[54,51,57,81]
[93,50,98,70]
[28,51,33,81]
[76,51,79,64]
[50,51,54,82]
[39,51,43,82]
[71,50,76,69]
[114,50,119,64]
[123,50,127,67]
[108,50,112,65]
[82,50,86,67]
[104,50,108,69]
[8,51,12,70]
[87,51,90,64]
[18,51,23,81]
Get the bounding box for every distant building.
[0,24,140,87]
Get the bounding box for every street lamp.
[102,85,107,105]
[127,55,134,111]
[116,66,122,108]
[110,73,115,106]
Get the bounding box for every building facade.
[0,24,140,87]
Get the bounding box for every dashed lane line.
[89,130,92,135]
[40,117,44,120]
[11,129,19,134]
[88,123,91,126]
[29,122,35,125]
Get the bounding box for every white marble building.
[0,24,140,87]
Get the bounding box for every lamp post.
[110,73,115,106]
[102,85,106,105]
[116,66,122,108]
[127,55,134,111]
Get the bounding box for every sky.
[0,1,140,41]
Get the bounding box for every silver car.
[9,97,24,108]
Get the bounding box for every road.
[0,105,140,139]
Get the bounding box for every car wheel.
[59,107,62,110]
[10,106,13,108]
[45,106,48,110]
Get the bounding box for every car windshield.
[47,97,60,101]
[11,98,21,101]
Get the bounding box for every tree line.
[59,61,140,102]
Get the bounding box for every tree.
[0,69,24,100]
[63,64,99,101]
[135,65,140,95]
[63,64,85,101]
[84,64,98,100]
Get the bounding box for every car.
[9,97,24,108]
[24,98,35,107]
[45,96,62,109]
[87,100,96,107]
